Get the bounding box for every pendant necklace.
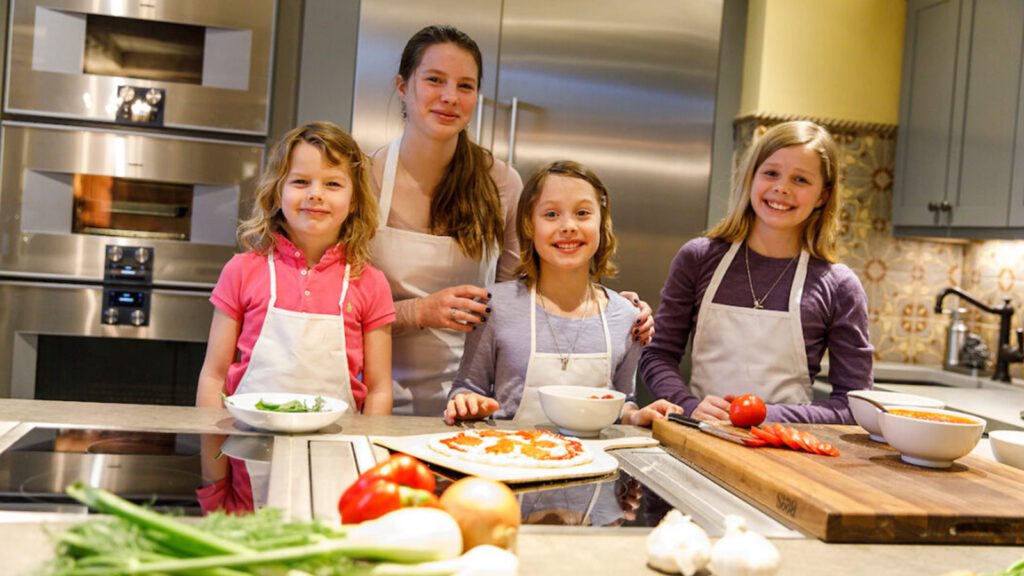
[538,285,593,370]
[744,242,798,310]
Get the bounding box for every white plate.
[224,392,348,433]
[371,432,658,484]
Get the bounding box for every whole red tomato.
[729,394,767,427]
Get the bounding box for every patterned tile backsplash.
[734,115,1024,378]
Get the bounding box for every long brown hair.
[398,25,503,261]
[515,161,619,287]
[237,122,378,277]
[707,121,841,262]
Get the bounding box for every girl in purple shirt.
[640,121,873,424]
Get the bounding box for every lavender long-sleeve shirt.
[639,237,873,424]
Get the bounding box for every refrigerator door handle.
[474,96,485,144]
[507,96,519,167]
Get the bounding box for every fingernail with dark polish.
[633,298,640,305]
[632,328,638,335]
[487,292,493,299]
[635,318,641,325]
[486,307,492,313]
[481,317,487,323]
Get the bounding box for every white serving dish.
[538,385,625,438]
[878,407,985,469]
[989,430,1024,471]
[848,390,945,442]
[224,392,348,433]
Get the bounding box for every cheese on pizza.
[428,429,593,468]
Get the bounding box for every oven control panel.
[104,245,153,284]
[102,289,151,327]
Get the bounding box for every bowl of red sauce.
[878,407,985,468]
[538,385,625,438]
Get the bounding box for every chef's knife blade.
[667,413,758,446]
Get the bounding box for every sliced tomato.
[797,431,822,454]
[750,425,784,447]
[817,442,841,457]
[776,426,804,451]
[741,436,768,448]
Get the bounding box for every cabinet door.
[950,0,1024,227]
[893,0,965,227]
[491,0,722,309]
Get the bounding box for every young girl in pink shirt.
[196,122,394,512]
[197,121,394,414]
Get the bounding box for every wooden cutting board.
[371,432,657,484]
[653,419,1024,544]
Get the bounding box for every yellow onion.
[439,477,520,552]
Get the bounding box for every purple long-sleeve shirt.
[639,237,873,424]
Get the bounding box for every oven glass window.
[84,14,205,85]
[72,175,193,241]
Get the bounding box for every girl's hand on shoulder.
[444,392,500,425]
[416,284,492,333]
[620,291,654,345]
[691,394,735,421]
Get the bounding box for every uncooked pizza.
[428,429,593,468]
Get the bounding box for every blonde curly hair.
[237,122,378,277]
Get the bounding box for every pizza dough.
[429,429,593,468]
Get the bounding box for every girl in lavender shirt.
[640,121,873,424]
[444,161,677,426]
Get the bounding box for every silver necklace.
[538,285,593,370]
[744,243,798,310]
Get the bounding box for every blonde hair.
[515,160,618,286]
[707,121,841,262]
[237,122,378,277]
[399,25,503,260]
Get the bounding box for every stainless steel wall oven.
[0,0,277,403]
[6,0,276,135]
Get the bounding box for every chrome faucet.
[935,287,1022,382]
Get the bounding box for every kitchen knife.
[667,413,761,446]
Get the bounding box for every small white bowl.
[224,392,349,433]
[848,390,945,442]
[537,385,625,438]
[989,430,1024,470]
[878,407,985,468]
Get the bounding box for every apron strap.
[530,285,539,355]
[266,252,278,307]
[378,136,402,228]
[701,242,741,309]
[597,286,613,383]
[338,263,351,311]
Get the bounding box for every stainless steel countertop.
[0,399,1021,576]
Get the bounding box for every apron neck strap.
[378,136,402,226]
[338,263,352,309]
[266,252,278,307]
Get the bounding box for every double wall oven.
[0,0,276,402]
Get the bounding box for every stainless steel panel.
[0,122,262,285]
[350,0,502,154]
[6,0,275,135]
[0,279,213,397]
[492,0,722,309]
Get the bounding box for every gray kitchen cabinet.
[894,0,1024,237]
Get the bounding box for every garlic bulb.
[645,509,711,575]
[708,515,780,576]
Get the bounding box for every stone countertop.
[1,399,1022,576]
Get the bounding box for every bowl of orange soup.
[878,407,985,468]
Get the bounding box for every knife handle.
[667,413,702,428]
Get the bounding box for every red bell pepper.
[338,478,439,524]
[338,454,439,524]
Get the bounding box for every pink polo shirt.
[210,234,395,411]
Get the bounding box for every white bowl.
[989,430,1024,470]
[224,392,348,433]
[537,385,625,438]
[878,407,985,468]
[848,390,945,442]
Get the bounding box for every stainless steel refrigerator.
[351,0,723,310]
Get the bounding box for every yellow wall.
[740,0,906,125]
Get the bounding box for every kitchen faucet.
[935,287,1024,382]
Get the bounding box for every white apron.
[234,252,357,506]
[689,241,812,404]
[371,137,497,416]
[513,285,614,426]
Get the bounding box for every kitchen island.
[0,399,1020,576]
